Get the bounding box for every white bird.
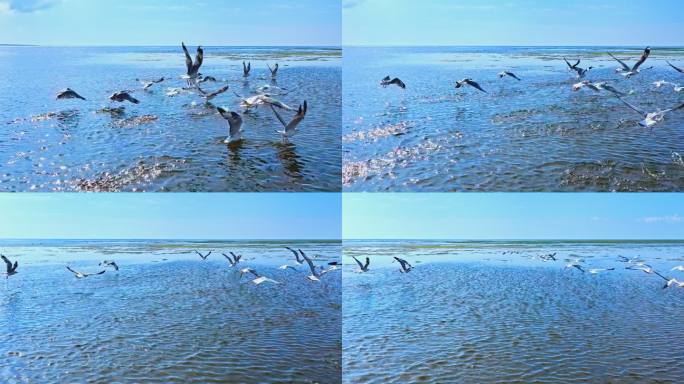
[1,255,18,278]
[671,266,684,272]
[663,278,684,289]
[222,252,242,267]
[301,251,336,282]
[455,78,487,93]
[653,80,673,88]
[271,101,307,137]
[239,268,280,285]
[589,268,615,274]
[181,42,203,85]
[564,58,592,79]
[99,260,119,271]
[498,71,521,81]
[236,93,295,111]
[137,77,165,90]
[197,84,230,101]
[565,263,585,273]
[352,256,370,272]
[278,265,298,271]
[195,250,212,260]
[217,107,243,143]
[617,97,684,128]
[609,47,650,78]
[66,266,105,278]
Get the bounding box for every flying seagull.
[667,61,684,74]
[195,250,212,260]
[564,58,592,79]
[217,107,243,143]
[198,76,217,84]
[381,76,406,89]
[239,268,280,285]
[243,61,251,77]
[182,42,204,85]
[222,252,242,267]
[455,78,487,93]
[671,266,684,272]
[271,101,307,136]
[1,255,18,278]
[393,257,413,273]
[137,77,165,90]
[66,266,105,278]
[663,278,684,289]
[109,91,139,104]
[284,246,305,264]
[352,256,370,272]
[589,268,615,274]
[609,47,650,78]
[56,88,86,100]
[301,251,335,282]
[268,63,279,78]
[498,71,521,81]
[99,260,119,271]
[617,97,684,128]
[565,263,585,273]
[197,84,230,101]
[564,58,581,71]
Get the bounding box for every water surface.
[343,240,684,383]
[0,46,341,191]
[343,47,684,191]
[0,239,341,383]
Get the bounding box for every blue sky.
[0,194,341,239]
[0,0,340,46]
[343,194,684,240]
[343,0,684,46]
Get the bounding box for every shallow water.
[0,239,341,383]
[0,46,341,191]
[343,47,684,191]
[343,240,684,383]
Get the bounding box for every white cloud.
[641,215,684,224]
[0,0,61,13]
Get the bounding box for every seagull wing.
[66,266,79,276]
[206,85,230,99]
[270,104,288,128]
[608,53,630,71]
[667,61,684,74]
[465,79,487,93]
[631,47,650,71]
[182,42,193,74]
[663,102,684,114]
[352,256,364,270]
[94,270,106,275]
[364,257,370,270]
[617,97,646,116]
[506,72,521,81]
[193,46,204,73]
[300,251,318,277]
[390,78,406,88]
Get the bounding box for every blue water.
[0,239,341,383]
[343,46,684,191]
[0,46,341,191]
[343,240,684,383]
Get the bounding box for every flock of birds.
[54,42,309,142]
[1,246,340,286]
[348,251,684,289]
[380,47,684,128]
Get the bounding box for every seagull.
[56,88,86,100]
[352,256,370,272]
[109,91,139,104]
[182,42,204,85]
[197,75,217,84]
[380,76,406,89]
[271,101,307,136]
[222,252,242,267]
[1,255,18,278]
[137,77,165,90]
[663,278,684,289]
[99,260,119,271]
[539,252,557,261]
[393,257,412,273]
[573,81,625,96]
[278,264,298,271]
[565,263,585,273]
[653,80,674,88]
[617,256,630,262]
[285,246,305,264]
[617,97,684,128]
[197,84,230,101]
[235,93,295,111]
[66,266,105,278]
[217,107,243,143]
[667,61,684,74]
[243,61,251,77]
[589,268,615,274]
[609,47,650,78]
[455,78,487,93]
[498,71,521,81]
[239,268,280,285]
[635,266,669,280]
[301,251,335,282]
[671,266,684,272]
[564,58,581,71]
[564,58,592,79]
[195,250,212,260]
[268,63,279,79]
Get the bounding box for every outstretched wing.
[352,256,364,270]
[616,96,645,116]
[465,79,487,93]
[668,61,684,74]
[181,42,193,73]
[193,46,204,73]
[608,53,630,71]
[632,47,650,71]
[300,251,317,276]
[1,255,12,272]
[270,104,288,128]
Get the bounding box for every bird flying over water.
[1,255,18,278]
[381,76,406,89]
[609,47,651,78]
[393,257,412,273]
[268,63,279,78]
[109,91,139,104]
[182,42,204,84]
[455,78,487,93]
[198,84,230,101]
[56,88,86,100]
[195,250,212,260]
[217,107,243,143]
[301,251,336,282]
[498,71,521,81]
[99,260,119,271]
[239,267,280,285]
[66,266,105,278]
[271,101,307,136]
[222,252,242,267]
[352,256,370,272]
[285,246,305,264]
[243,61,251,77]
[617,97,684,128]
[137,77,165,90]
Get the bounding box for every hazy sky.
[0,194,341,239]
[343,0,684,46]
[343,194,684,240]
[0,0,341,46]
